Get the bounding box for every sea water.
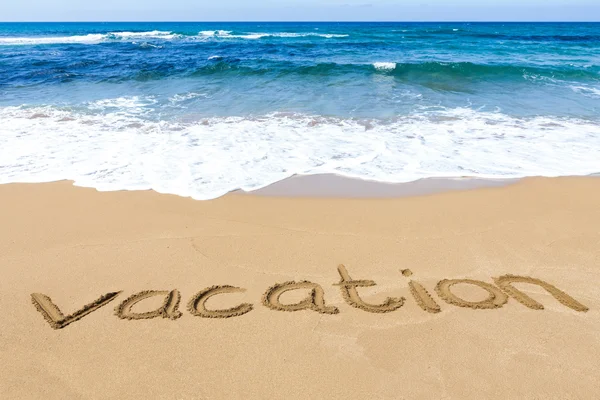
[0,22,599,199]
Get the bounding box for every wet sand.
[240,173,517,197]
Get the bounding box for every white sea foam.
[1,105,599,199]
[0,30,348,45]
[168,92,208,103]
[272,32,348,38]
[86,96,157,113]
[210,32,349,39]
[136,42,163,48]
[108,30,177,39]
[199,30,232,37]
[319,33,348,38]
[235,33,270,39]
[271,32,348,38]
[208,55,222,60]
[373,62,397,70]
[570,85,600,98]
[0,31,177,45]
[0,34,106,45]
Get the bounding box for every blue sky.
[1,0,599,21]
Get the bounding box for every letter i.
[402,269,441,314]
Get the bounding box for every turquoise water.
[1,22,599,198]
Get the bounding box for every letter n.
[493,275,589,312]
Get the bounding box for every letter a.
[115,290,183,320]
[31,291,121,330]
[262,281,339,314]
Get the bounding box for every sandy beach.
[1,176,599,399]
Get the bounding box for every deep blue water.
[1,22,599,198]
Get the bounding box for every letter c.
[187,286,253,318]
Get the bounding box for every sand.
[1,177,599,399]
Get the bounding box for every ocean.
[0,22,599,199]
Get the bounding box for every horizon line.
[1,20,599,23]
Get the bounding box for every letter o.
[435,279,508,309]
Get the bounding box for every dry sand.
[1,177,599,399]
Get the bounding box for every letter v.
[31,292,121,330]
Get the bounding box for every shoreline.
[6,172,598,200]
[235,173,519,198]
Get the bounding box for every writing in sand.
[31,265,589,330]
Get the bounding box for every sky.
[0,0,599,22]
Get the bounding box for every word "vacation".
[31,266,589,330]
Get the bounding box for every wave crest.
[373,62,396,71]
[0,30,348,46]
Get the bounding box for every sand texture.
[1,177,599,399]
